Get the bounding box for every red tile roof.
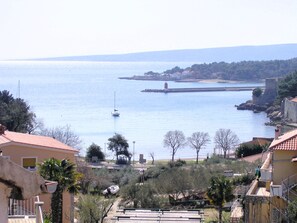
[269,129,297,151]
[0,131,78,153]
[291,97,297,103]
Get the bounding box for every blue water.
[0,61,275,160]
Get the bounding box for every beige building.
[0,125,78,223]
[245,127,297,223]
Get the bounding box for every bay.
[0,61,275,160]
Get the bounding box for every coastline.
[120,76,263,84]
[176,79,245,84]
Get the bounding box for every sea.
[0,61,275,160]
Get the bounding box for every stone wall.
[253,78,279,105]
[283,98,297,123]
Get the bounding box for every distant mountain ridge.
[37,43,297,63]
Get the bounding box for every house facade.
[245,127,297,223]
[0,125,78,223]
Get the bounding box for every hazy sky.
[0,0,297,60]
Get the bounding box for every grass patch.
[203,208,231,223]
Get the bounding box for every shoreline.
[177,79,246,84]
[120,76,263,84]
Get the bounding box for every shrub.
[236,144,265,158]
[168,159,186,168]
[252,87,263,97]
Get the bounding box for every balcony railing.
[260,168,272,182]
[270,183,282,197]
[8,196,44,223]
[281,174,297,201]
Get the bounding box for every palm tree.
[207,175,234,223]
[39,158,81,223]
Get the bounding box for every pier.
[142,86,264,93]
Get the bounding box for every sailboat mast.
[18,80,21,98]
[114,92,116,110]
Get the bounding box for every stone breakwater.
[142,86,264,93]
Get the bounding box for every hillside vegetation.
[142,58,297,81]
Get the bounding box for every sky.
[0,0,297,60]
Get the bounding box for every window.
[22,157,37,171]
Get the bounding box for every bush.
[168,159,186,168]
[78,194,113,222]
[204,155,224,164]
[252,87,263,97]
[236,144,265,158]
[143,165,169,181]
[233,174,255,185]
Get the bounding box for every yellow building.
[246,127,297,223]
[0,125,78,223]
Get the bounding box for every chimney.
[0,124,6,135]
[275,125,281,139]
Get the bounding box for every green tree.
[207,175,234,223]
[252,87,263,97]
[78,194,113,223]
[0,90,36,133]
[121,181,160,208]
[288,199,297,222]
[277,71,297,103]
[86,143,105,162]
[163,130,186,162]
[107,133,130,164]
[39,158,81,223]
[187,132,210,164]
[155,168,193,201]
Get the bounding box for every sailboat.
[112,92,120,117]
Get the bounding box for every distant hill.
[37,44,297,63]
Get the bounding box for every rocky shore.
[236,100,282,126]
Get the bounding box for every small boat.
[112,92,120,117]
[112,109,120,117]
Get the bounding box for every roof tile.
[270,129,297,151]
[0,131,77,152]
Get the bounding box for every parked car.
[103,185,120,196]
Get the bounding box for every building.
[245,127,297,223]
[0,156,57,223]
[283,97,297,123]
[0,125,78,223]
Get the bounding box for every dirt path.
[103,197,121,223]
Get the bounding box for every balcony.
[8,196,44,223]
[270,183,282,197]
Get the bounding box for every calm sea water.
[0,61,275,160]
